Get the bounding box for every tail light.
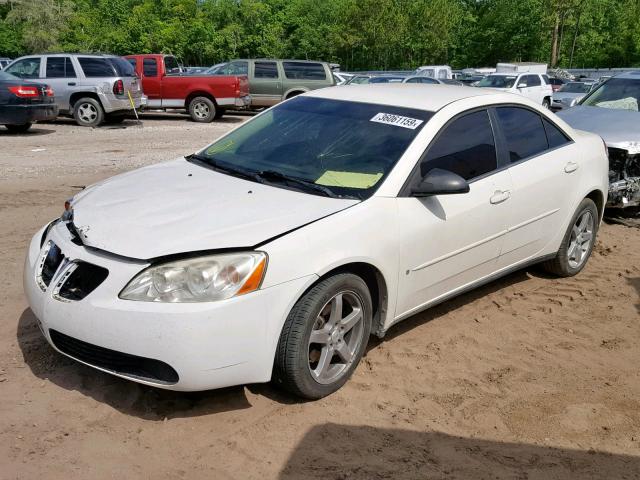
[113,79,124,95]
[44,86,54,97]
[8,85,39,98]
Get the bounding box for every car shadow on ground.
[0,127,55,136]
[16,266,545,419]
[629,276,640,313]
[279,423,640,479]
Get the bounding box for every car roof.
[305,84,502,111]
[615,71,640,79]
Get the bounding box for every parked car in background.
[333,72,354,85]
[414,65,452,79]
[183,66,210,75]
[0,58,12,70]
[345,74,405,84]
[4,54,145,127]
[558,72,640,208]
[0,70,58,132]
[24,84,607,399]
[477,73,553,107]
[459,74,485,86]
[403,76,463,86]
[551,82,597,111]
[208,59,334,108]
[126,54,250,122]
[548,77,566,92]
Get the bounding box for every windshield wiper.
[253,170,339,198]
[185,153,256,182]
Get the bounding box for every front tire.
[542,198,598,277]
[5,123,32,133]
[542,97,551,109]
[188,96,216,123]
[73,97,104,127]
[273,273,372,399]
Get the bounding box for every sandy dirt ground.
[1,116,639,479]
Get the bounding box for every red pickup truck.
[125,54,250,122]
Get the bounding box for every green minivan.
[208,59,335,107]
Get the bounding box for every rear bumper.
[217,95,251,108]
[0,103,58,125]
[98,92,145,113]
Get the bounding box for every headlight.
[120,252,267,303]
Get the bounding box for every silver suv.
[4,53,146,126]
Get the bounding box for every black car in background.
[0,71,58,132]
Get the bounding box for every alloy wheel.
[193,102,210,119]
[78,103,98,123]
[308,291,365,385]
[567,210,594,268]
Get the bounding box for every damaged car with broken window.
[558,71,640,208]
[24,85,608,399]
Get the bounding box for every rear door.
[494,106,576,267]
[282,61,330,94]
[43,56,77,112]
[250,61,282,106]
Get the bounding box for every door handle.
[564,161,579,173]
[67,82,76,86]
[490,190,511,204]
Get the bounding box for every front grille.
[57,262,108,301]
[41,243,64,287]
[49,329,179,385]
[36,241,108,300]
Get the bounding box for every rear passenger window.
[543,118,571,149]
[46,57,75,78]
[423,110,497,180]
[283,62,326,80]
[78,57,115,77]
[143,58,157,77]
[496,107,548,162]
[254,61,278,79]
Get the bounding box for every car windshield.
[560,82,590,93]
[477,76,517,88]
[581,77,640,111]
[193,97,432,199]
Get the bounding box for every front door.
[395,109,512,319]
[250,61,282,107]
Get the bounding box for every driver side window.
[422,110,497,181]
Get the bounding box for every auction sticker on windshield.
[370,112,424,129]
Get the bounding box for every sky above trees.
[1,0,639,69]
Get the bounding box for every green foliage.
[0,0,638,68]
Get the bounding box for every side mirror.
[411,168,470,197]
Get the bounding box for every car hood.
[71,159,359,260]
[557,105,640,153]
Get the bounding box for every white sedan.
[24,85,608,399]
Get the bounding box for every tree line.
[0,0,639,70]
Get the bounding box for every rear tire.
[541,198,598,277]
[188,96,216,123]
[5,123,32,133]
[273,273,372,399]
[73,97,104,127]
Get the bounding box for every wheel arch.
[184,91,218,109]
[70,92,103,110]
[284,88,308,100]
[585,188,605,222]
[292,262,389,339]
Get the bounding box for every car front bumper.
[0,103,58,125]
[23,221,314,391]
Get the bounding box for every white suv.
[477,73,553,108]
